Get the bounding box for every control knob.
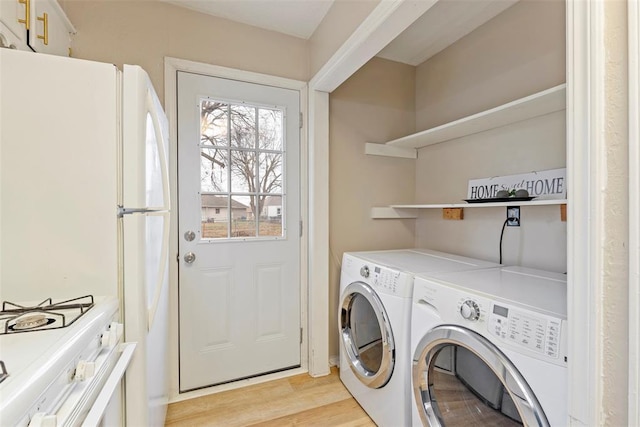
[360,265,370,278]
[460,300,480,321]
[28,414,56,427]
[74,360,96,381]
[101,322,124,347]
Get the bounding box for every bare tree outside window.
[199,99,284,239]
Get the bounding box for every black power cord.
[499,218,509,264]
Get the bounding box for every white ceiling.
[377,0,518,66]
[163,0,335,39]
[163,0,519,66]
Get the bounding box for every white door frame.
[165,57,308,400]
[306,0,446,378]
[629,0,640,424]
[565,1,606,423]
[308,0,618,426]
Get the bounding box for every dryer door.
[413,325,548,427]
[340,281,395,389]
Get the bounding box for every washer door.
[413,325,549,427]
[340,281,395,388]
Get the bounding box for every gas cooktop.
[0,295,95,335]
[0,296,119,424]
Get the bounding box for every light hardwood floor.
[165,367,376,426]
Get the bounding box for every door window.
[340,282,395,388]
[427,344,522,426]
[199,99,285,240]
[413,326,548,427]
[350,293,383,373]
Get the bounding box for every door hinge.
[300,328,303,344]
[299,112,303,129]
[300,220,303,237]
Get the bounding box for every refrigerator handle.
[117,207,163,217]
[147,211,171,332]
[146,90,171,211]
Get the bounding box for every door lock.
[184,230,196,241]
[184,252,196,264]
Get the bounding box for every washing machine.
[338,249,499,427]
[410,266,567,427]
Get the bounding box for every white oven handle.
[82,342,136,426]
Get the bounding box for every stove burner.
[10,313,55,331]
[0,295,94,334]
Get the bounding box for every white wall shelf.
[371,199,567,219]
[366,84,566,157]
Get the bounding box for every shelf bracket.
[442,208,464,220]
[365,143,417,159]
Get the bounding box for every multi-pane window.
[199,99,285,239]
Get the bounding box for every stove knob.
[460,300,480,321]
[28,413,56,427]
[75,360,96,381]
[101,322,124,347]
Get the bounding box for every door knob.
[184,252,196,264]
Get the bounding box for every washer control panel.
[371,265,400,293]
[488,302,562,359]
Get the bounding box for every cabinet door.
[1,20,28,50]
[29,0,74,56]
[0,0,28,44]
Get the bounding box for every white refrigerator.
[0,49,170,426]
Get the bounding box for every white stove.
[0,295,97,335]
[0,296,135,427]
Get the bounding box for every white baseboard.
[329,355,340,368]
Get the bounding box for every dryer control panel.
[412,276,567,367]
[371,265,400,293]
[487,302,562,359]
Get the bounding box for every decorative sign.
[467,168,566,200]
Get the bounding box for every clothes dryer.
[338,249,498,427]
[410,266,567,427]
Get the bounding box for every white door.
[177,71,301,391]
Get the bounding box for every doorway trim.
[565,1,606,423]
[629,0,640,424]
[164,57,308,401]
[306,0,449,378]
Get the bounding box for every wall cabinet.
[0,0,28,50]
[0,0,74,56]
[28,0,75,56]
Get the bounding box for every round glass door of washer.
[340,281,395,389]
[412,325,549,427]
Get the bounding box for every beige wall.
[59,0,309,103]
[413,0,567,272]
[415,112,567,271]
[308,0,380,78]
[415,0,566,129]
[329,57,416,358]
